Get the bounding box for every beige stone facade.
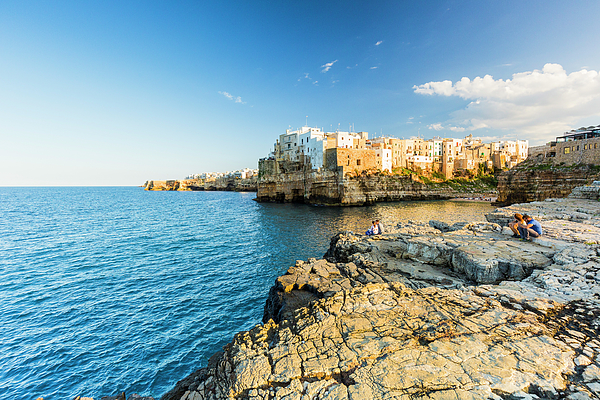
[325,148,378,176]
[528,126,600,166]
[554,137,600,164]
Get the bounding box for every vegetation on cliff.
[345,166,498,194]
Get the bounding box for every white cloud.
[375,40,383,46]
[370,66,378,70]
[218,91,246,104]
[414,63,600,144]
[298,73,312,82]
[429,123,444,131]
[321,60,338,73]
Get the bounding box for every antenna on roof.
[306,116,308,126]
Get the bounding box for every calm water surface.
[0,187,493,400]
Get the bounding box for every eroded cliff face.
[256,171,496,206]
[144,179,257,192]
[496,157,600,205]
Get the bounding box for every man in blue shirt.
[518,214,543,240]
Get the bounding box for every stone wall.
[528,137,600,165]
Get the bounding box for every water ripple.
[0,187,492,400]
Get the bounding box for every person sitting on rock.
[366,221,378,236]
[517,214,542,241]
[375,219,385,235]
[508,213,523,238]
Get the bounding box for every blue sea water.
[0,187,493,400]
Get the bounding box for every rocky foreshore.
[85,188,600,400]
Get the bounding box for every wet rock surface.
[160,198,600,400]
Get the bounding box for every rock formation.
[256,171,496,206]
[495,156,600,205]
[158,194,600,400]
[144,178,257,192]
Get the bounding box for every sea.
[0,187,494,400]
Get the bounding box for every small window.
[577,145,580,151]
[564,147,570,154]
[584,144,588,150]
[357,159,361,166]
[595,143,598,149]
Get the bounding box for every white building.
[375,148,392,172]
[492,140,529,162]
[326,131,368,149]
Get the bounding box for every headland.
[143,178,257,192]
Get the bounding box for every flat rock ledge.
[157,198,600,400]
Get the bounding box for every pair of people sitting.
[366,219,384,236]
[508,213,542,241]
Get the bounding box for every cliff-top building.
[529,125,600,165]
[263,125,529,178]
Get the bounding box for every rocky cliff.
[144,178,257,192]
[256,171,496,206]
[496,156,600,205]
[155,195,600,400]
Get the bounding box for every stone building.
[265,125,529,179]
[325,148,378,175]
[528,125,600,165]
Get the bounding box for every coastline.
[76,184,600,400]
[157,189,598,399]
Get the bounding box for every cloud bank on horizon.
[414,63,600,145]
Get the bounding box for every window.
[357,159,361,166]
[584,144,588,150]
[577,145,580,151]
[564,147,570,154]
[595,143,598,149]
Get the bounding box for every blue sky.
[1,0,599,185]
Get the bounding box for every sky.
[1,0,599,186]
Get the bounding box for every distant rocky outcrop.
[496,155,600,205]
[256,170,497,205]
[143,178,257,192]
[158,193,600,400]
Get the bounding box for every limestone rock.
[167,284,580,399]
[161,198,600,400]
